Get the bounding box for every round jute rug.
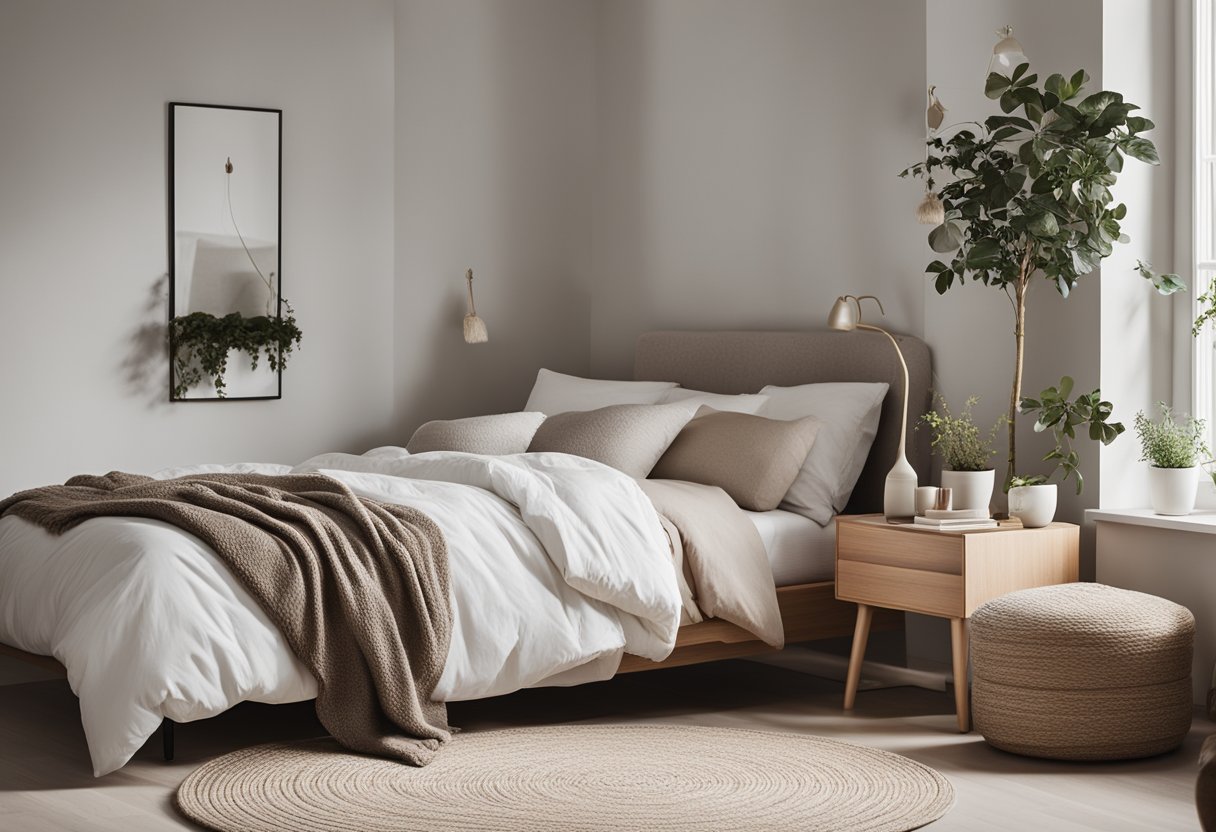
[176,724,954,832]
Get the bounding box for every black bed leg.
[162,718,175,762]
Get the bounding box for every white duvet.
[0,448,683,776]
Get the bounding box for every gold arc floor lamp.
[828,294,917,519]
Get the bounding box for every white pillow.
[759,382,889,525]
[658,388,770,414]
[524,368,677,415]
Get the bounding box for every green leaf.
[1126,116,1155,134]
[1121,136,1160,164]
[1028,212,1060,238]
[1078,90,1123,116]
[1135,260,1188,295]
[985,72,1011,99]
[934,270,954,294]
[1070,69,1091,94]
[928,222,964,252]
[1011,62,1030,83]
[964,237,1002,270]
[1044,73,1066,99]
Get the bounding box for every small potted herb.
[1015,378,1125,527]
[1134,404,1208,516]
[919,394,1002,512]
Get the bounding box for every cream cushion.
[759,382,888,525]
[650,408,820,512]
[524,369,677,415]
[406,412,546,455]
[971,583,1194,761]
[527,403,694,477]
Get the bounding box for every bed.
[0,328,931,773]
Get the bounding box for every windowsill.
[1086,508,1216,535]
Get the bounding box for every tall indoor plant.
[902,64,1183,486]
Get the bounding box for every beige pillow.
[650,407,821,511]
[526,403,695,477]
[407,412,546,455]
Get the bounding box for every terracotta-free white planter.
[1008,484,1057,528]
[941,469,995,514]
[1148,465,1199,516]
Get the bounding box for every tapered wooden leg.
[843,603,873,710]
[950,617,970,732]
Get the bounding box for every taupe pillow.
[651,407,821,511]
[407,412,546,455]
[526,403,695,477]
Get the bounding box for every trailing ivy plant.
[1017,376,1125,494]
[170,308,302,399]
[900,63,1182,487]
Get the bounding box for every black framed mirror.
[168,102,284,401]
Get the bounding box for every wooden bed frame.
[0,328,931,753]
[617,580,902,673]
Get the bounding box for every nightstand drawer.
[836,519,963,575]
[836,560,963,617]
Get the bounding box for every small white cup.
[915,486,938,516]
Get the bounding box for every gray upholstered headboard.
[634,330,932,515]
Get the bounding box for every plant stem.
[1006,244,1033,488]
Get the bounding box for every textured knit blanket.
[0,471,452,766]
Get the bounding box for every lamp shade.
[828,296,858,331]
[990,25,1027,73]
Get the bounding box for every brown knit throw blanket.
[0,471,452,765]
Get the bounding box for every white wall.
[393,0,596,432]
[0,0,397,496]
[589,0,927,379]
[1101,0,1181,509]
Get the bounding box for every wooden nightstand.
[835,514,1079,731]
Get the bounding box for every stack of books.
[912,508,997,532]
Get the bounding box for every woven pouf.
[971,583,1194,761]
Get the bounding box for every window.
[1193,0,1216,450]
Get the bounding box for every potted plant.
[170,307,303,399]
[1134,404,1208,516]
[901,64,1182,488]
[1014,377,1124,527]
[919,395,1003,512]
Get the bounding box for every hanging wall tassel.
[916,189,945,225]
[463,268,488,344]
[916,85,947,225]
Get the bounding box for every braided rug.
[176,724,954,832]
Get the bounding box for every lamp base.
[884,454,918,520]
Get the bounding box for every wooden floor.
[0,656,1207,831]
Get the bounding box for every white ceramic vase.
[1148,466,1199,516]
[1008,484,1057,528]
[940,469,995,514]
[884,452,918,520]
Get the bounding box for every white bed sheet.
[744,509,836,586]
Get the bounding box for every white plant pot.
[1008,484,1057,529]
[1148,465,1199,516]
[941,469,995,514]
